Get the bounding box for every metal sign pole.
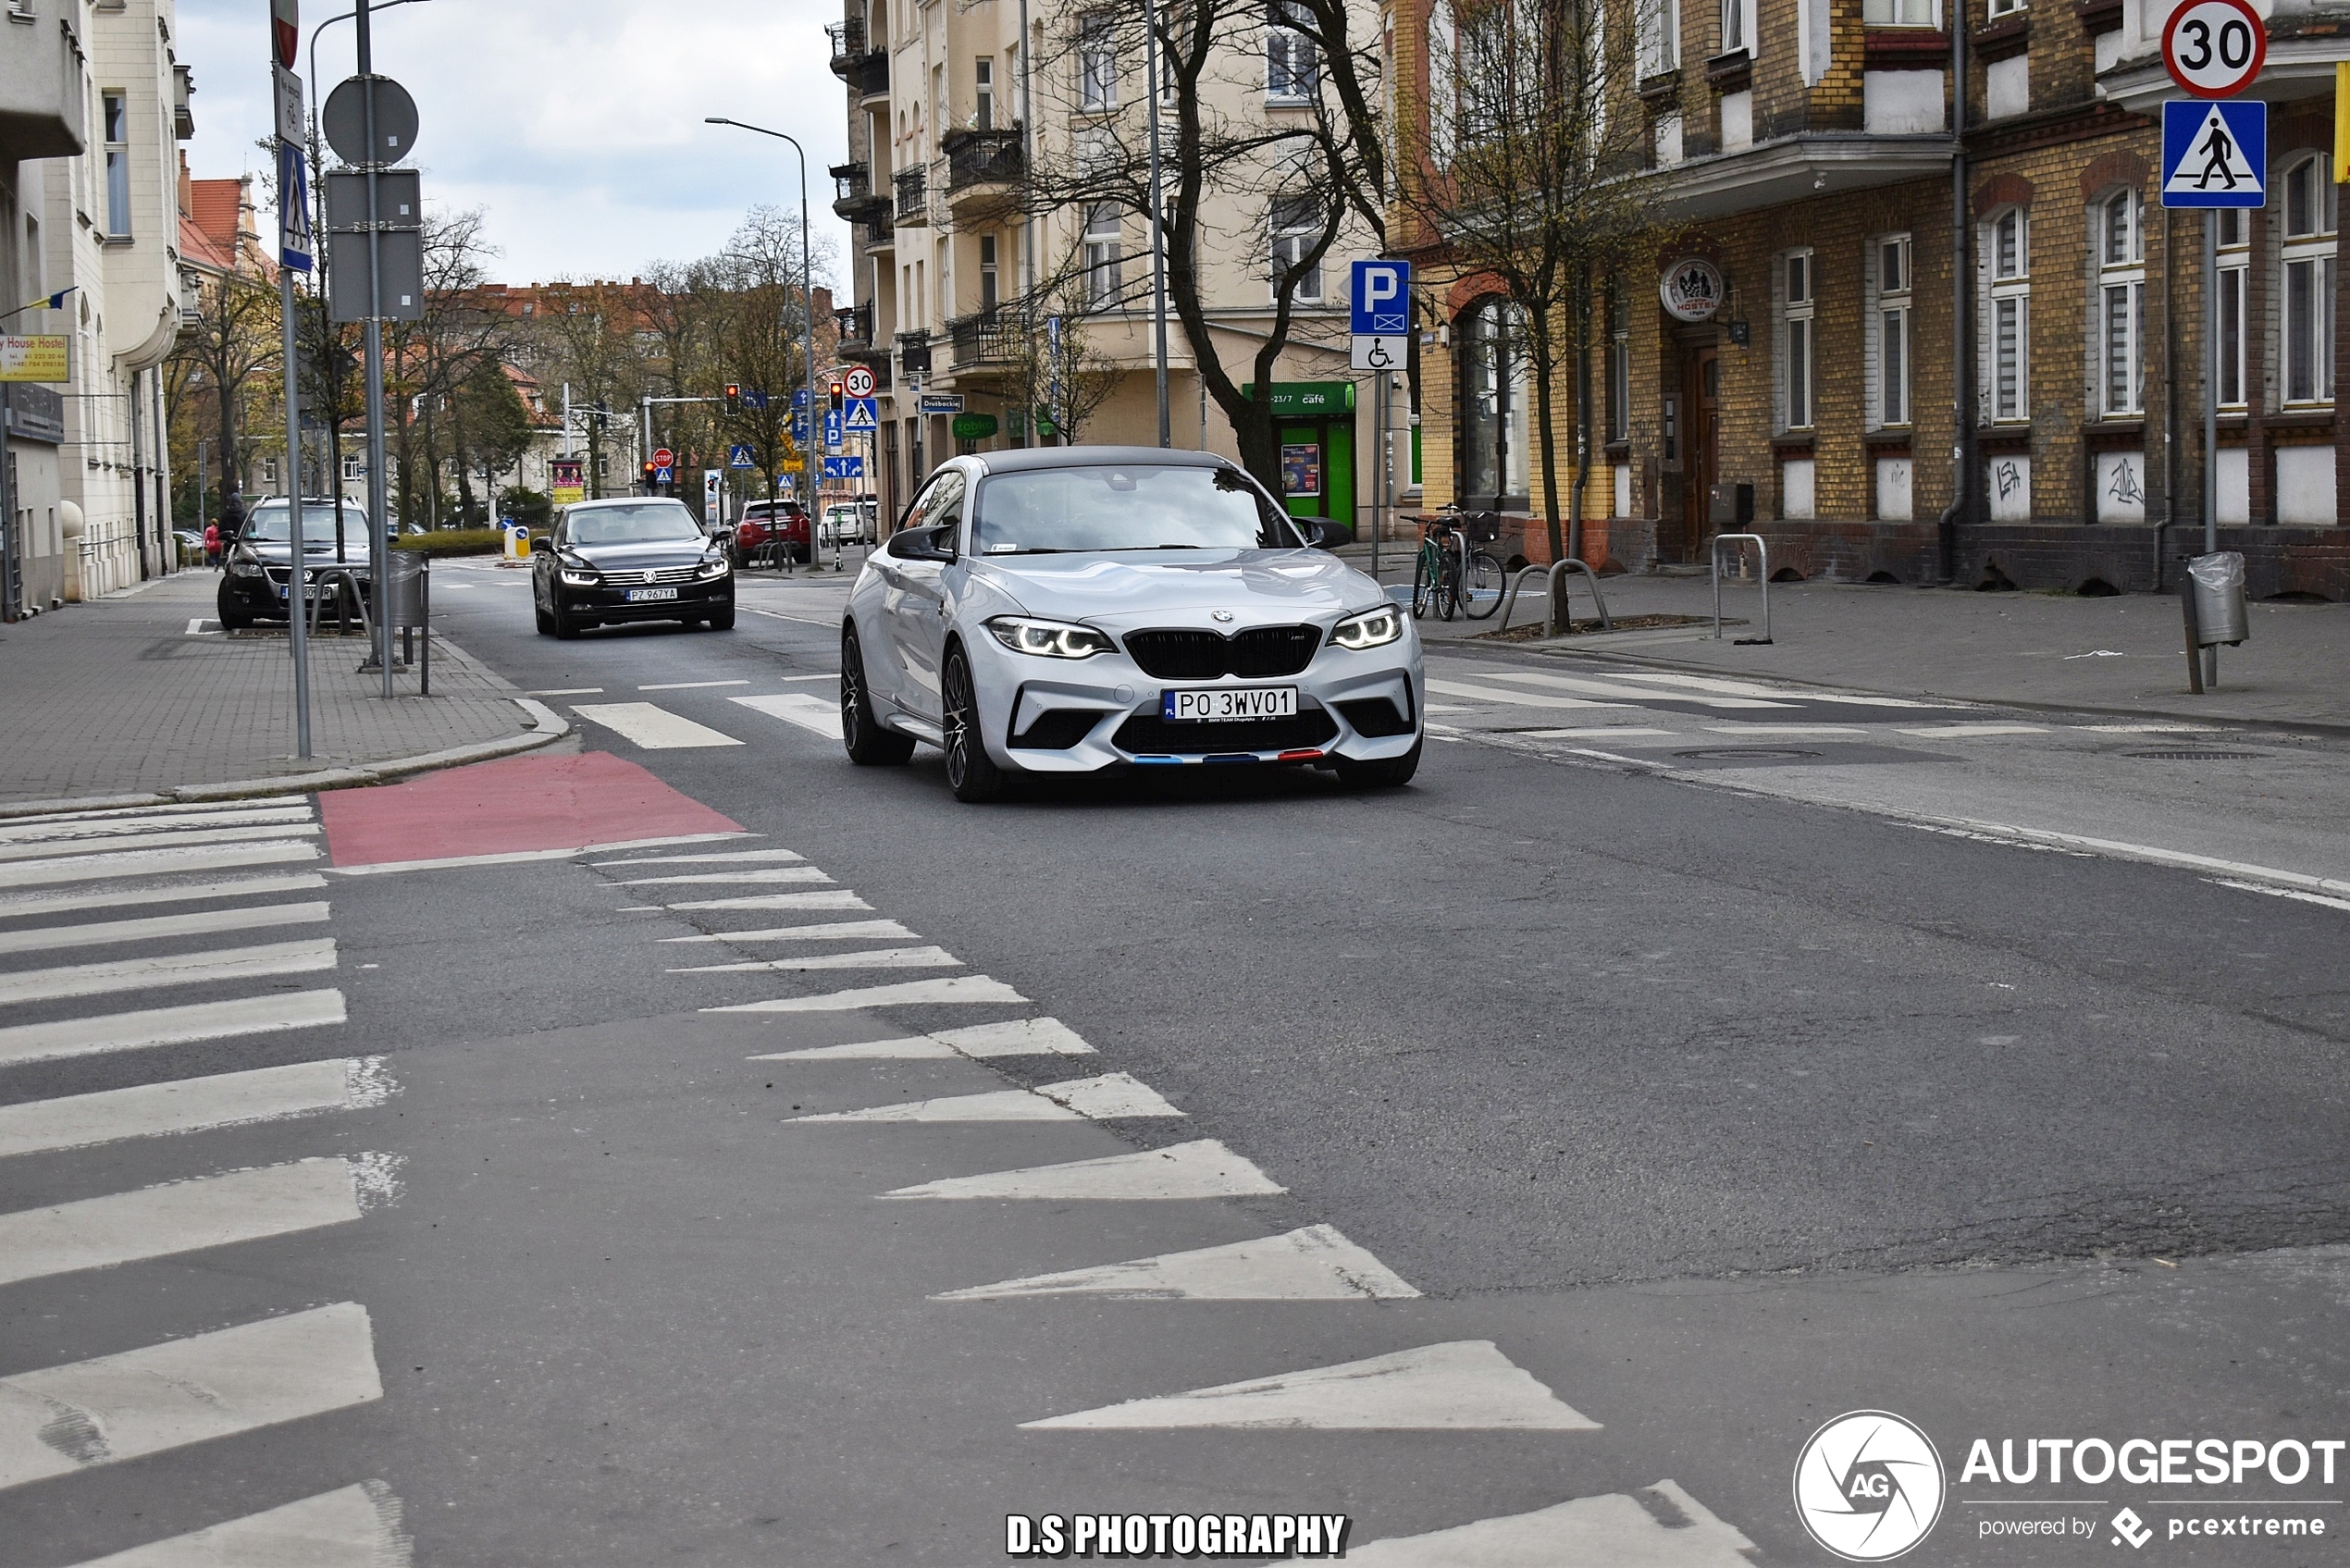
[2202,206,2220,688]
[281,252,314,756]
[356,0,394,694]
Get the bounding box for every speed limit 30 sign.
[842,364,876,400]
[2163,0,2266,99]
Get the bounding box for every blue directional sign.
[823,409,844,451]
[742,389,769,410]
[1351,259,1411,336]
[727,443,755,467]
[823,455,866,481]
[2162,99,2266,208]
[790,414,810,443]
[843,396,879,432]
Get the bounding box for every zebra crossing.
[0,796,410,1565]
[600,840,1762,1562]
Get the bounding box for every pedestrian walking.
[203,519,221,569]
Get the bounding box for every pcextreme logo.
[1794,1410,1948,1562]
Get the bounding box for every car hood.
[971,549,1377,625]
[564,540,714,569]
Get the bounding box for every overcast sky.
[176,0,852,290]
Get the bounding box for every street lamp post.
[705,117,824,570]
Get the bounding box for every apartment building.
[1403,0,2349,597]
[827,0,1386,528]
[2,0,84,618]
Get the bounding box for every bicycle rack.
[1493,559,1614,636]
[1711,533,1773,645]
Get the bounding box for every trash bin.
[2186,551,2248,647]
[385,549,428,629]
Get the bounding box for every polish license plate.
[1161,685,1297,722]
[625,586,679,602]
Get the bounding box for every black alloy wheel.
[941,646,1007,803]
[841,625,915,765]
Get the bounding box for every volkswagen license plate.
[624,586,679,602]
[1161,685,1297,722]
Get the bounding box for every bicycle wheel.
[1410,543,1437,618]
[1461,550,1505,620]
[1438,537,1470,620]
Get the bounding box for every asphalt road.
[4,555,2347,1567]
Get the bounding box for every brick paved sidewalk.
[1343,547,2350,730]
[0,573,556,807]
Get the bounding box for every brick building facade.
[1400,0,2350,598]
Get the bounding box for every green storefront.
[1243,382,1355,532]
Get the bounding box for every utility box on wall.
[1709,482,1754,527]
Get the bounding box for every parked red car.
[731,500,810,566]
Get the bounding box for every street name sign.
[2162,99,2266,207]
[1350,259,1410,371]
[2163,0,2266,98]
[920,394,965,415]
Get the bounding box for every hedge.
[391,528,506,557]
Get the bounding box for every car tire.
[216,587,255,632]
[842,626,915,766]
[1335,738,1421,790]
[553,610,584,640]
[706,604,736,630]
[941,645,1007,802]
[534,600,555,636]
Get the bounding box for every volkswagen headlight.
[226,549,265,579]
[984,616,1114,659]
[697,553,730,578]
[1330,605,1403,650]
[559,563,601,588]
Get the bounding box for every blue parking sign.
[2161,99,2265,208]
[1351,260,1411,336]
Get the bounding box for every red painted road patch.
[319,750,742,867]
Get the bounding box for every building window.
[975,59,994,130]
[1080,15,1119,110]
[1268,0,1317,101]
[2217,208,2248,409]
[1640,0,1680,73]
[1986,0,2022,15]
[2281,153,2336,406]
[1721,0,1750,52]
[1862,0,1934,22]
[2096,189,2146,416]
[1871,234,1911,427]
[1779,248,1814,430]
[1606,289,1630,443]
[343,454,364,483]
[980,233,999,311]
[103,92,130,238]
[1083,203,1123,308]
[1461,299,1529,504]
[1986,207,2030,422]
[1269,193,1323,303]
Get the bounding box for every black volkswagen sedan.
[216,498,378,629]
[533,498,735,638]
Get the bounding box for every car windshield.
[240,503,372,544]
[566,503,704,545]
[971,465,1301,555]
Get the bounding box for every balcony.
[949,309,1020,369]
[0,0,88,161]
[831,161,891,226]
[894,167,929,227]
[942,128,1023,220]
[858,220,895,253]
[827,22,888,98]
[835,305,873,357]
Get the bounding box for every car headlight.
[559,565,600,587]
[984,615,1114,659]
[1330,605,1403,650]
[227,549,265,579]
[697,553,730,578]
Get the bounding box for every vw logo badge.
[641,570,659,584]
[1792,1410,1945,1561]
[1211,611,1235,623]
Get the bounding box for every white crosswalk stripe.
[0,841,321,890]
[730,692,846,739]
[1020,1341,1595,1430]
[0,1303,384,1491]
[1344,1480,1757,1566]
[0,823,324,864]
[672,945,961,973]
[0,937,337,1006]
[1474,670,1795,710]
[706,973,1025,1012]
[0,1058,391,1159]
[0,872,328,922]
[0,990,348,1067]
[0,806,315,846]
[65,1481,414,1567]
[0,901,330,957]
[936,1223,1416,1302]
[662,918,917,945]
[0,1157,366,1287]
[608,867,832,887]
[6,796,308,827]
[571,701,743,749]
[881,1138,1282,1201]
[791,1071,1181,1123]
[751,1016,1095,1061]
[588,847,805,868]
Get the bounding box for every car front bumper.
[959,631,1422,773]
[555,577,734,622]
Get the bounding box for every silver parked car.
[839,447,1422,802]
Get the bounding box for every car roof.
[969,445,1232,476]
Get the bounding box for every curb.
[0,698,572,820]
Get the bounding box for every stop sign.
[651,448,674,469]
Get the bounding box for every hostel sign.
[0,336,68,383]
[1660,258,1725,323]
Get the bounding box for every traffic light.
[829,380,845,413]
[642,460,657,490]
[724,383,740,414]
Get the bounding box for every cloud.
[175,0,853,286]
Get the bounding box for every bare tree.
[1396,0,1671,562]
[710,207,835,518]
[526,278,650,500]
[166,265,278,503]
[999,277,1125,446]
[381,209,521,525]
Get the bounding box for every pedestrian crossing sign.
[843,396,879,432]
[2162,99,2265,208]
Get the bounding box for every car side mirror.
[1297,518,1351,550]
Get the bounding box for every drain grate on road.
[2124,748,2267,761]
[1673,747,1824,762]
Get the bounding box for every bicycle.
[1411,516,1466,621]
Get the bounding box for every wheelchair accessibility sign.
[2162,99,2265,208]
